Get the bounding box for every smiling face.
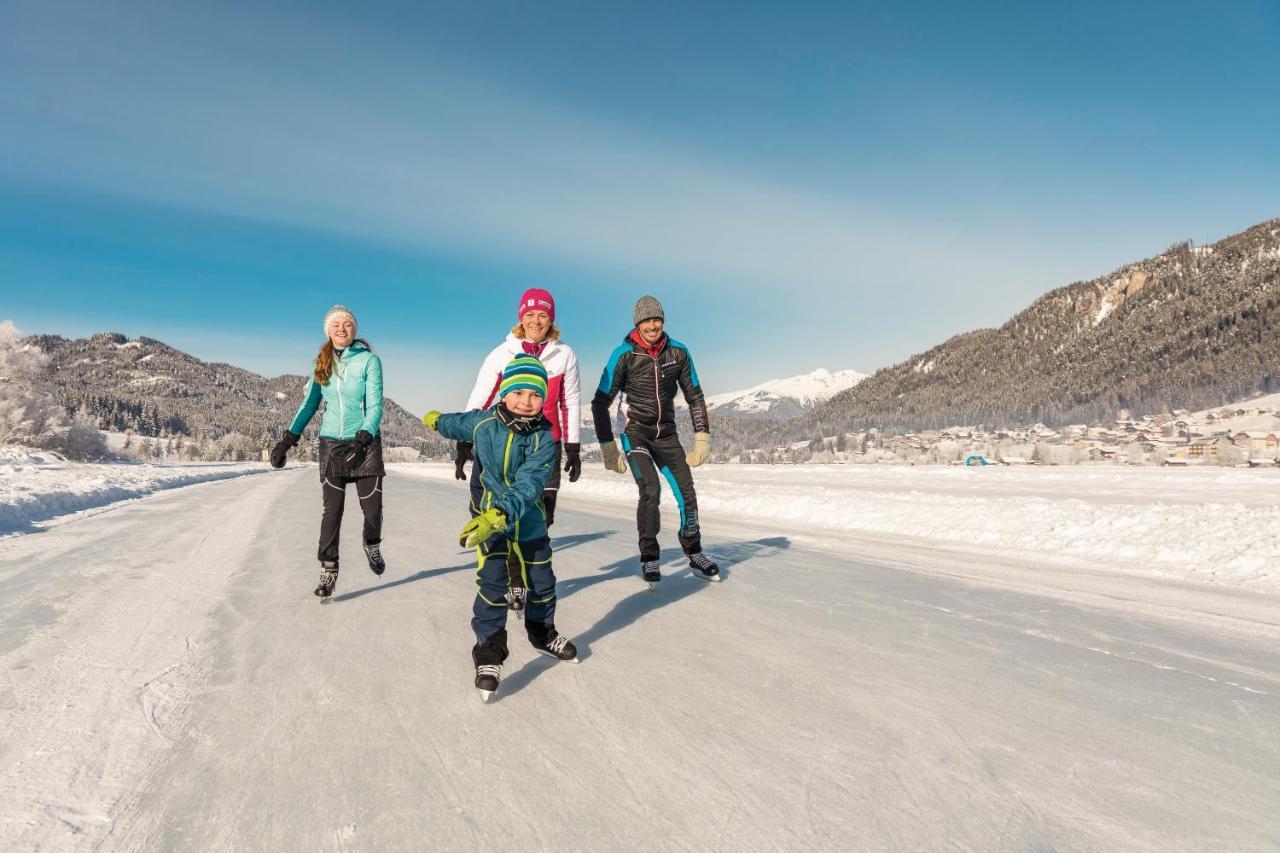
[502,388,544,416]
[327,315,355,348]
[637,317,664,345]
[521,310,552,343]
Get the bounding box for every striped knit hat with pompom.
[499,355,548,398]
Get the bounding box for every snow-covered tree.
[0,321,107,459]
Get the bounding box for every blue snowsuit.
[435,406,558,648]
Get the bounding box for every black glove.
[564,443,581,483]
[270,430,300,469]
[342,430,374,468]
[454,441,473,481]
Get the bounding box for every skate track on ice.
[1,469,1278,851]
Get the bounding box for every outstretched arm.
[435,408,494,443]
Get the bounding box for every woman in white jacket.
[457,288,582,612]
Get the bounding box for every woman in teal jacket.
[271,304,386,598]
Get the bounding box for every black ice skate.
[364,543,386,575]
[641,560,661,589]
[505,549,525,619]
[474,664,502,702]
[528,621,579,664]
[473,631,508,703]
[314,562,338,599]
[507,585,527,620]
[688,552,721,582]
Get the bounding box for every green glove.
[459,507,507,548]
[686,432,712,467]
[600,441,628,474]
[423,410,441,430]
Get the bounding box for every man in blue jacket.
[591,296,721,587]
[424,355,578,701]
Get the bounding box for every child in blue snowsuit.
[423,355,578,699]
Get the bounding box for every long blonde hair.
[511,322,561,341]
[314,338,373,385]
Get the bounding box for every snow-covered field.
[6,452,1276,591]
[0,447,268,536]
[1,467,1278,850]
[2,468,1280,845]
[394,462,1280,593]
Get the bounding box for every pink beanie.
[517,288,555,324]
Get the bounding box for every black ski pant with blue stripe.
[621,430,702,563]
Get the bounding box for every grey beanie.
[323,304,358,336]
[633,295,665,326]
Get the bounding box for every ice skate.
[314,561,338,599]
[507,585,527,620]
[474,664,502,702]
[364,543,386,575]
[688,552,721,582]
[641,559,661,590]
[528,622,579,663]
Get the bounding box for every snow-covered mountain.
[24,332,448,454]
[696,368,868,420]
[789,217,1280,434]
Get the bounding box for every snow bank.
[390,462,1280,592]
[0,447,269,535]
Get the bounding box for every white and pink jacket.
[465,334,582,444]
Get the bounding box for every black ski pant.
[621,430,701,563]
[468,443,562,589]
[318,475,383,564]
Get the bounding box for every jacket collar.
[504,333,558,359]
[496,402,550,434]
[334,342,367,360]
[627,329,667,358]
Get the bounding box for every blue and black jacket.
[592,330,709,444]
[436,406,556,541]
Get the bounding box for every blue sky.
[2,0,1278,413]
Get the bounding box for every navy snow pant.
[471,534,557,662]
[621,430,702,563]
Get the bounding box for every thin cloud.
[0,1,1025,296]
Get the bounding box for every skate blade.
[478,689,495,702]
[535,649,580,664]
[692,571,721,583]
[646,581,658,591]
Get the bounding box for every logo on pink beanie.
[518,288,555,323]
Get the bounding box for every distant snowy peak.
[700,368,868,419]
